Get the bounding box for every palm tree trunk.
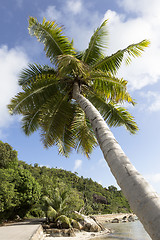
[73,82,160,240]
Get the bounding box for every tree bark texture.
[73,82,160,240]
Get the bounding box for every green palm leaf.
[8,78,59,115]
[71,107,97,157]
[21,108,41,135]
[92,40,150,74]
[88,94,138,134]
[40,94,75,149]
[56,119,77,157]
[28,17,75,63]
[82,20,109,65]
[89,70,135,104]
[19,64,56,86]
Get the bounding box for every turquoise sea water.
[94,221,151,240]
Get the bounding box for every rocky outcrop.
[75,211,102,232]
[111,218,119,223]
[71,219,83,230]
[94,213,137,224]
[56,215,72,229]
[110,214,137,223]
[127,215,136,222]
[43,212,109,237]
[93,194,107,204]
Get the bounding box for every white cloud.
[102,4,160,91]
[140,91,160,112]
[73,159,82,171]
[0,45,28,136]
[40,0,82,23]
[66,0,82,15]
[118,0,160,20]
[40,6,62,21]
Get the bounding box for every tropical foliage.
[0,141,131,222]
[0,168,41,221]
[0,141,18,169]
[8,17,150,158]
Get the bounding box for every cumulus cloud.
[73,159,82,171]
[40,6,62,21]
[66,0,82,15]
[118,0,160,19]
[0,45,28,136]
[140,91,160,112]
[102,8,160,91]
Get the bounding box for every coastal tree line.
[0,140,131,222]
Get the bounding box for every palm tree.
[42,187,83,228]
[8,17,160,239]
[42,188,70,223]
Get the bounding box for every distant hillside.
[18,160,131,215]
[0,141,131,222]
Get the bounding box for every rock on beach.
[44,213,136,240]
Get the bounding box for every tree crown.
[8,17,150,157]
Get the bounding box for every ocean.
[93,221,151,240]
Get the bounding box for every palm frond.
[124,39,150,64]
[88,95,138,134]
[19,64,56,86]
[82,20,108,65]
[21,108,41,135]
[8,75,77,157]
[57,125,78,157]
[71,106,97,157]
[89,70,135,104]
[28,17,75,63]
[8,78,59,115]
[92,40,150,74]
[42,196,53,206]
[75,51,84,60]
[40,94,75,151]
[47,206,57,219]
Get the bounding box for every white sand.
[93,213,135,223]
[44,229,110,240]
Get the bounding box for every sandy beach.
[44,229,110,240]
[93,213,135,223]
[44,213,134,240]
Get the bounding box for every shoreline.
[44,213,135,240]
[93,213,136,223]
[44,228,110,240]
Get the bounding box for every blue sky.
[1,0,160,193]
